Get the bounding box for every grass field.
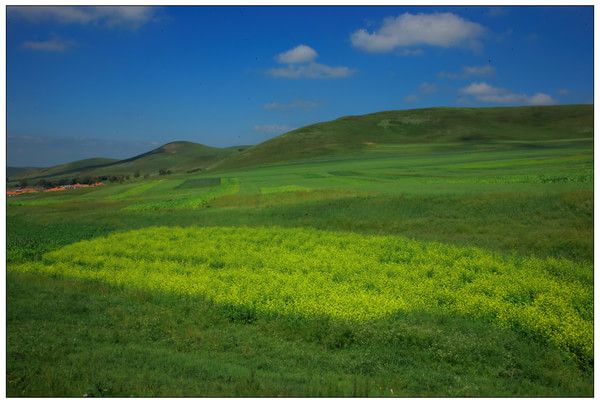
[6,107,594,397]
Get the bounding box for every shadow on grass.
[7,271,592,397]
[8,189,593,266]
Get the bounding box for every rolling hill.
[213,105,593,170]
[9,158,119,181]
[87,141,249,177]
[9,142,250,183]
[7,166,40,178]
[8,105,593,183]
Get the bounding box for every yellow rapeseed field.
[12,226,592,362]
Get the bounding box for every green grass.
[260,184,309,194]
[8,271,592,397]
[176,177,222,188]
[214,105,593,170]
[12,226,592,364]
[123,177,240,210]
[6,105,594,396]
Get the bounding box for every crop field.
[7,136,594,396]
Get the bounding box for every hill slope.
[7,166,40,179]
[91,141,247,176]
[214,105,593,170]
[10,158,119,181]
[11,142,250,182]
[9,105,593,181]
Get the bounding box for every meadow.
[6,117,594,396]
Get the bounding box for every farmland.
[6,106,594,396]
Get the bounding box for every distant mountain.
[9,142,251,182]
[103,141,249,175]
[213,105,593,170]
[9,158,118,181]
[8,105,593,182]
[7,166,40,179]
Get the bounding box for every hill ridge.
[9,104,593,182]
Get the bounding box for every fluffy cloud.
[464,65,494,76]
[398,48,424,57]
[269,63,354,79]
[439,64,495,79]
[269,45,355,79]
[264,100,320,111]
[253,124,294,134]
[461,82,501,96]
[460,82,556,105]
[8,6,157,29]
[22,37,74,52]
[276,45,317,64]
[351,12,485,53]
[527,93,556,106]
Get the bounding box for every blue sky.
[7,6,593,166]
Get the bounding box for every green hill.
[89,141,248,176]
[214,105,593,170]
[9,105,593,182]
[7,166,40,179]
[11,142,250,182]
[10,158,119,181]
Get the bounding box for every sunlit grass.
[124,178,239,210]
[260,185,309,194]
[12,225,592,364]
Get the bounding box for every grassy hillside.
[7,166,40,179]
[87,141,247,177]
[10,142,250,183]
[10,158,118,181]
[214,105,593,170]
[6,105,594,396]
[10,105,593,181]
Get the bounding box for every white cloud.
[8,6,156,29]
[487,7,508,17]
[22,37,74,52]
[398,48,424,57]
[558,88,570,96]
[351,12,485,53]
[276,45,317,64]
[460,82,556,105]
[264,100,320,111]
[9,6,92,23]
[403,94,419,103]
[461,82,501,96]
[269,62,355,79]
[419,82,438,94]
[269,45,354,80]
[527,93,556,106]
[439,64,495,79]
[463,65,495,76]
[253,124,294,134]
